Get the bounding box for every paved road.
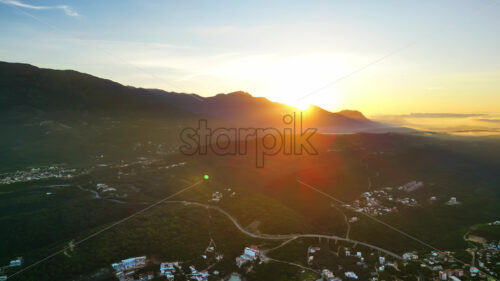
[165,201,402,260]
[331,203,351,239]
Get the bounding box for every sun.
[267,86,341,112]
[296,103,311,111]
[256,55,345,112]
[290,101,311,111]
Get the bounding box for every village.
[3,242,496,281]
[345,181,424,217]
[472,240,500,279]
[345,181,462,219]
[0,166,77,185]
[108,244,235,281]
[0,168,496,281]
[316,245,498,281]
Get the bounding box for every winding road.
[164,201,402,260]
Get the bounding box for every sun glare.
[267,83,342,112]
[256,55,346,112]
[210,53,347,111]
[294,103,311,111]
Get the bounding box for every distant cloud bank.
[0,0,79,17]
[371,112,500,136]
[402,113,485,118]
[476,118,500,123]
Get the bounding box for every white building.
[9,257,23,267]
[379,256,385,264]
[345,271,359,279]
[111,256,146,273]
[470,267,479,277]
[322,269,334,279]
[160,262,178,280]
[236,247,260,267]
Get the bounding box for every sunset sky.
[1,0,499,118]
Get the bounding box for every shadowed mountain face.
[148,89,382,131]
[0,61,385,132]
[0,62,192,119]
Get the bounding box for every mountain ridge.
[0,61,389,132]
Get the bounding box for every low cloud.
[403,113,485,118]
[0,0,79,17]
[476,118,500,123]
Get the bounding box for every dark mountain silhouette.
[144,89,386,132]
[0,61,390,132]
[336,110,369,121]
[0,61,193,118]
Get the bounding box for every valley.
[0,62,499,281]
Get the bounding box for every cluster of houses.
[103,158,185,177]
[131,140,181,156]
[160,262,179,280]
[430,196,461,206]
[322,270,361,280]
[321,269,359,280]
[209,188,236,203]
[159,262,213,281]
[395,197,418,206]
[349,248,402,278]
[187,265,210,281]
[110,255,217,281]
[417,248,500,280]
[475,240,500,278]
[437,268,465,280]
[235,247,260,268]
[308,246,321,264]
[8,257,23,267]
[0,257,23,281]
[347,190,398,216]
[312,247,375,280]
[0,166,76,185]
[419,251,490,280]
[346,181,426,216]
[161,162,186,169]
[111,256,148,281]
[423,251,457,270]
[312,246,389,276]
[210,191,223,203]
[402,252,419,261]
